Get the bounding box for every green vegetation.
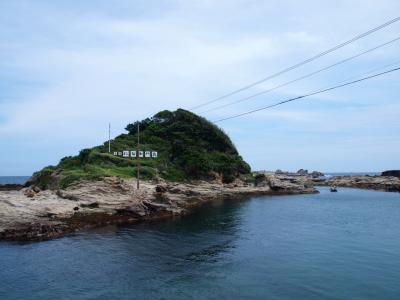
[31,109,251,189]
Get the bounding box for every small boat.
[330,186,338,192]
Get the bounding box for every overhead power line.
[200,36,400,114]
[307,59,400,95]
[191,16,400,110]
[213,66,400,123]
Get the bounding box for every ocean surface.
[0,176,30,185]
[325,172,380,177]
[1,187,400,300]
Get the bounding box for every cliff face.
[30,109,251,189]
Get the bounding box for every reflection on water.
[1,187,400,300]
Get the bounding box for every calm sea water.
[1,187,400,300]
[325,172,380,177]
[0,176,30,185]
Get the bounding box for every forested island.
[0,109,399,241]
[30,109,251,189]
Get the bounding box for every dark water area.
[1,187,400,300]
[0,176,30,185]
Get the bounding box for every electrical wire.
[213,66,400,123]
[200,36,400,114]
[190,16,400,110]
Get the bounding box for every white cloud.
[0,0,399,174]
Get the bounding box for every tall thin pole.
[136,123,140,189]
[108,123,111,153]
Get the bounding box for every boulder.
[23,188,36,198]
[155,185,167,193]
[311,171,324,178]
[254,174,268,187]
[32,186,41,193]
[296,169,308,175]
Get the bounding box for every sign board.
[113,150,158,158]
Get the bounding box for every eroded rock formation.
[0,175,317,241]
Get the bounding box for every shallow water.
[1,187,400,300]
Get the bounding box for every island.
[0,109,316,241]
[0,109,398,241]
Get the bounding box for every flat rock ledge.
[311,175,400,192]
[0,175,316,242]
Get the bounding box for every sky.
[0,0,399,176]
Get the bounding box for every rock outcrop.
[296,169,308,175]
[319,175,400,192]
[310,171,324,178]
[3,171,398,242]
[0,184,24,191]
[382,170,400,177]
[0,175,317,241]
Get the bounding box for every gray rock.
[311,171,324,178]
[0,184,24,191]
[23,188,36,198]
[296,169,308,175]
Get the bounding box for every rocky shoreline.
[0,184,24,191]
[1,172,399,242]
[258,169,400,192]
[0,174,316,242]
[314,175,400,192]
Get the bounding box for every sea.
[1,186,400,300]
[0,176,30,185]
[325,172,380,177]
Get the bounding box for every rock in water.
[296,169,308,175]
[0,184,24,191]
[311,171,324,178]
[381,170,400,177]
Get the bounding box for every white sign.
[113,150,158,158]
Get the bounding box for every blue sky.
[0,0,399,175]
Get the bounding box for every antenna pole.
[137,123,140,189]
[108,123,111,153]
